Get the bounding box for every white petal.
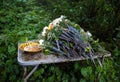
[86,31,92,37]
[39,39,44,45]
[60,15,66,19]
[52,16,64,26]
[42,31,46,36]
[81,28,85,32]
[43,26,48,31]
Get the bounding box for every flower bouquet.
[38,16,105,66]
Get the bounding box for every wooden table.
[18,48,111,82]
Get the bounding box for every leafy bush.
[0,0,51,81]
[39,0,120,42]
[0,0,120,82]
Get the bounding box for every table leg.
[23,66,27,78]
[24,65,39,82]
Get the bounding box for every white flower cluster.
[41,15,65,37]
[39,15,65,45]
[39,15,92,46]
[51,15,65,26]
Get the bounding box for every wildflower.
[81,28,85,35]
[48,23,53,30]
[51,15,65,27]
[42,26,48,36]
[42,30,46,36]
[43,26,48,31]
[47,15,66,30]
[52,18,62,26]
[60,15,66,19]
[86,31,92,37]
[39,39,44,45]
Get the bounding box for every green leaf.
[86,66,92,75]
[47,75,55,82]
[99,76,105,82]
[9,75,16,81]
[81,68,88,78]
[34,71,40,77]
[40,68,44,74]
[8,44,16,54]
[97,66,103,73]
[74,62,79,70]
[80,79,86,82]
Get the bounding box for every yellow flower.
[48,23,53,30]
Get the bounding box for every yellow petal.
[48,23,53,30]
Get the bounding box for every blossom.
[48,15,65,29]
[42,26,48,36]
[60,15,66,19]
[42,31,46,36]
[52,18,62,26]
[48,23,53,30]
[81,28,85,35]
[86,31,92,37]
[81,28,85,32]
[39,39,44,45]
[43,26,48,31]
[42,15,66,35]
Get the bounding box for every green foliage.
[0,0,120,82]
[40,0,120,42]
[0,0,51,81]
